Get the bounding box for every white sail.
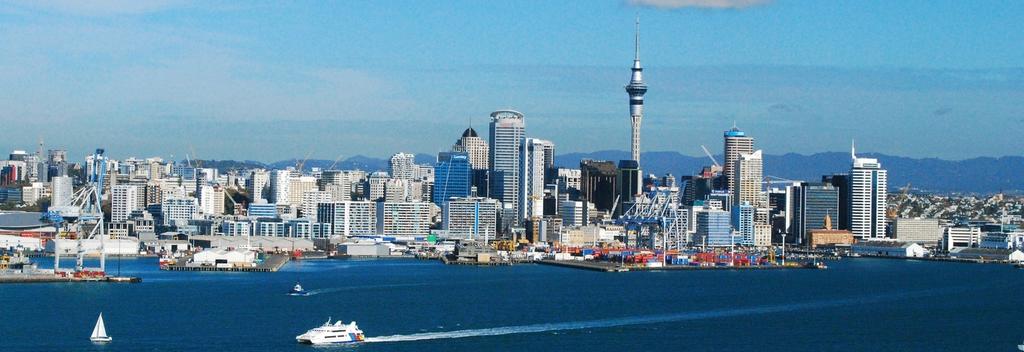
[90,313,110,342]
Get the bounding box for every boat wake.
[365,287,964,343]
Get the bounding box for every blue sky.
[0,0,1021,161]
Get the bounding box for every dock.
[162,254,290,272]
[0,275,142,284]
[536,259,822,272]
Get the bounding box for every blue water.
[2,257,1022,351]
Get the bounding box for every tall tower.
[488,110,525,225]
[625,18,647,163]
[849,142,888,240]
[723,125,754,192]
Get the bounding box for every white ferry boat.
[296,318,365,345]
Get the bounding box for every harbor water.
[2,257,1022,351]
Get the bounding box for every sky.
[0,0,1021,162]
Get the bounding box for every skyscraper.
[389,153,416,180]
[434,152,472,206]
[452,127,489,170]
[723,126,754,192]
[520,138,552,222]
[850,143,888,240]
[488,110,525,225]
[733,150,763,208]
[625,18,648,163]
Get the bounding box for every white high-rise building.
[849,143,888,240]
[488,110,525,225]
[519,138,551,222]
[452,127,489,170]
[247,169,269,203]
[443,197,500,241]
[50,175,73,207]
[111,185,139,222]
[269,170,291,205]
[301,190,332,220]
[197,185,224,216]
[389,153,416,180]
[733,150,763,209]
[376,201,432,236]
[161,197,198,227]
[317,201,376,237]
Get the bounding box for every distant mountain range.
[195,151,1023,195]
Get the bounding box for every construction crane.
[295,151,313,172]
[328,154,345,170]
[700,145,721,168]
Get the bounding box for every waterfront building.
[434,152,472,207]
[723,126,754,192]
[50,175,73,207]
[852,241,928,258]
[376,201,432,236]
[111,185,139,222]
[624,18,647,163]
[980,232,1024,250]
[943,225,982,251]
[948,247,1024,262]
[488,110,525,225]
[443,196,499,242]
[318,201,376,237]
[520,138,552,222]
[790,182,839,245]
[893,218,942,246]
[733,150,763,209]
[695,208,733,247]
[849,144,888,239]
[807,214,855,249]
[389,153,416,180]
[452,127,489,170]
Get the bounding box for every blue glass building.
[434,152,472,206]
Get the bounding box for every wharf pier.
[162,254,290,272]
[0,275,142,284]
[536,259,822,272]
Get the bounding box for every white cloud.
[628,0,772,9]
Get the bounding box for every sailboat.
[90,313,112,343]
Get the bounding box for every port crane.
[50,148,109,276]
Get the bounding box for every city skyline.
[0,1,1022,160]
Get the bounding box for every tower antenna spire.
[851,139,857,160]
[634,16,640,61]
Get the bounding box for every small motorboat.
[90,313,112,343]
[288,281,308,296]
